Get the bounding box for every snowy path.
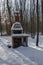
[0,37,37,65]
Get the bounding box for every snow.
[11,34,29,37]
[11,22,23,31]
[0,35,43,65]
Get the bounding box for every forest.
[0,0,43,45]
[0,0,43,34]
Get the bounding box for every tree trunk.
[36,0,39,46]
[33,0,35,37]
[30,0,32,36]
[30,0,35,37]
[7,0,12,26]
[0,12,2,36]
[41,0,43,34]
[20,0,26,33]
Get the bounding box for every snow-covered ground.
[0,35,43,65]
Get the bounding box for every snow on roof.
[11,22,23,30]
[14,22,21,25]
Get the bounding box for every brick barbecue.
[11,22,29,48]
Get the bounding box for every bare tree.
[19,0,26,32]
[15,0,19,11]
[19,0,23,22]
[30,0,34,37]
[36,0,39,46]
[41,0,43,34]
[0,12,2,36]
[32,0,35,37]
[7,0,12,26]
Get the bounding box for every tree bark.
[36,0,39,46]
[41,0,43,34]
[7,0,12,26]
[0,12,2,36]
